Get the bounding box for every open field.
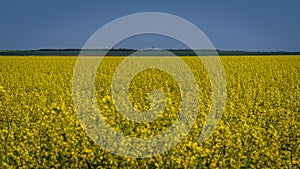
[0,56,299,168]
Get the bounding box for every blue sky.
[0,0,299,51]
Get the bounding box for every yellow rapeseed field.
[0,56,299,168]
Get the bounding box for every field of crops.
[0,56,299,168]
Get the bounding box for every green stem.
[4,111,11,164]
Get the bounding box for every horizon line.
[0,48,300,53]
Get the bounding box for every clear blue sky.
[0,0,299,51]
